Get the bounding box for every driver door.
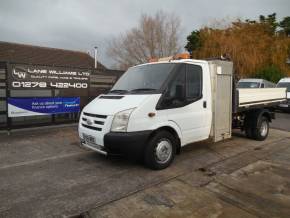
[158,63,209,145]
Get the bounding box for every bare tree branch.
[107,11,182,70]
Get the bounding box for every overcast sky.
[0,0,289,68]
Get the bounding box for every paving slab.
[208,161,290,218]
[85,180,257,218]
[0,127,289,217]
[262,143,290,165]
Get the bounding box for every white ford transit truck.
[79,59,286,169]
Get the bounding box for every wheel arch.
[245,108,272,127]
[261,111,272,122]
[149,125,182,154]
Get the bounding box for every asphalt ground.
[0,112,289,218]
[271,111,290,132]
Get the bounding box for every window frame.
[185,63,203,102]
[110,63,178,95]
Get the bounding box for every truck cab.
[79,60,213,169]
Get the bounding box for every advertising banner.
[9,64,90,90]
[8,97,80,117]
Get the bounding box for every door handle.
[203,101,207,108]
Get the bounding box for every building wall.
[0,62,7,128]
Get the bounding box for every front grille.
[81,112,107,132]
[83,112,107,119]
[94,120,104,125]
[82,124,102,131]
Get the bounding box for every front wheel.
[144,131,176,170]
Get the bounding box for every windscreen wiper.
[130,88,157,93]
[108,89,129,94]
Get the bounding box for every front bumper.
[81,130,152,158]
[277,102,290,111]
[80,140,108,155]
[104,131,152,158]
[277,104,290,108]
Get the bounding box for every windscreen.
[277,82,290,92]
[111,63,176,93]
[237,82,260,88]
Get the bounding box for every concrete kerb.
[0,123,78,136]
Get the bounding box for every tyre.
[252,116,269,141]
[144,131,176,170]
[245,126,253,139]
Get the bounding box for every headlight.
[111,108,135,132]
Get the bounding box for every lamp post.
[94,46,98,69]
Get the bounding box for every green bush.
[253,65,286,83]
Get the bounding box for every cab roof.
[133,59,226,68]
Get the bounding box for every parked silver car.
[237,78,276,88]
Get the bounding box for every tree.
[253,65,285,83]
[185,30,201,54]
[259,13,278,34]
[186,18,290,78]
[107,11,182,70]
[279,16,290,36]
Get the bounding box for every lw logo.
[13,69,26,79]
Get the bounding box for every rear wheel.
[252,116,269,141]
[144,131,176,170]
[245,126,253,139]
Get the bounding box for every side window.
[158,65,186,109]
[157,64,203,110]
[166,68,185,100]
[186,64,202,100]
